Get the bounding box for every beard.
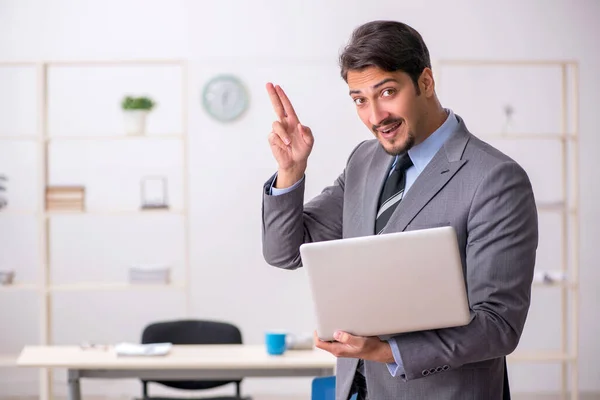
[372,117,415,156]
[382,133,415,156]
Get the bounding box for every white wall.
[0,0,599,397]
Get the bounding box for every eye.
[382,88,396,97]
[353,97,365,106]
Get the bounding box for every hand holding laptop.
[313,330,395,364]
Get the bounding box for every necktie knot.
[375,153,412,234]
[394,153,413,172]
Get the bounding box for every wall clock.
[202,75,249,122]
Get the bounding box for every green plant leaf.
[121,96,156,110]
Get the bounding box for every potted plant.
[121,96,156,135]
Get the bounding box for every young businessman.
[261,20,538,400]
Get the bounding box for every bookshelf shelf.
[46,134,184,142]
[0,136,40,141]
[44,209,185,217]
[0,355,18,368]
[0,59,191,400]
[509,351,576,363]
[0,210,40,216]
[437,59,580,399]
[48,282,186,292]
[0,283,40,292]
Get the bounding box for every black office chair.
[140,319,251,400]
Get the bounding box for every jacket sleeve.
[261,141,366,270]
[389,160,538,380]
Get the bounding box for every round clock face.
[202,75,249,122]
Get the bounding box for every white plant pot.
[123,110,149,136]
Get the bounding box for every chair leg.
[141,381,149,399]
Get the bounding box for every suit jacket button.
[422,369,429,376]
[435,366,443,372]
[442,365,450,371]
[429,368,436,374]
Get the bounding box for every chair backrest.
[142,319,242,345]
[311,376,357,400]
[141,319,243,391]
[312,376,336,400]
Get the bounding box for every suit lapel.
[384,156,466,233]
[379,119,472,233]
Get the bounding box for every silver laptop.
[299,226,471,341]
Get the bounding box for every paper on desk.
[114,342,172,356]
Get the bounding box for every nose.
[368,103,389,128]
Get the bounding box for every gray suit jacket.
[261,115,538,399]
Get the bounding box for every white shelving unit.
[436,59,580,399]
[1,57,580,399]
[0,59,191,399]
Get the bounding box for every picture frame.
[140,176,169,209]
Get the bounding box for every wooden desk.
[17,344,336,400]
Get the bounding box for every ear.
[419,68,435,97]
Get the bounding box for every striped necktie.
[375,153,413,234]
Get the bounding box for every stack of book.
[128,264,170,285]
[46,186,85,212]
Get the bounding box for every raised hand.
[266,83,314,188]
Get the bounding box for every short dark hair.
[339,21,431,93]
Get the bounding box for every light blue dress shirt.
[269,109,458,377]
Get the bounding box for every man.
[261,20,538,400]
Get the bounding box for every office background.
[0,0,598,398]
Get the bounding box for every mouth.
[378,121,402,139]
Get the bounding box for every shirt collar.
[405,108,458,173]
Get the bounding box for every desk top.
[17,344,337,370]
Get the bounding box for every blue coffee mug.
[265,331,287,355]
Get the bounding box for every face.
[347,66,433,155]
